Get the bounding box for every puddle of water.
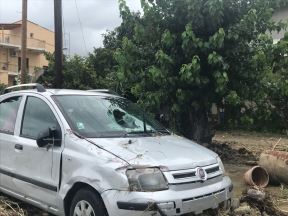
[225,163,249,198]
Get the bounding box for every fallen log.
[259,150,288,185]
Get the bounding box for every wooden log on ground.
[259,150,288,185]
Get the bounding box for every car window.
[0,96,22,134]
[54,95,169,138]
[21,96,61,140]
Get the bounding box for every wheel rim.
[73,200,95,216]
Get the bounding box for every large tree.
[110,0,288,143]
[264,33,288,131]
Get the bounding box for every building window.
[30,33,34,38]
[9,49,17,57]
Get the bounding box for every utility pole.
[21,0,28,84]
[54,0,63,88]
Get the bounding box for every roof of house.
[13,20,54,33]
[0,20,54,33]
[0,23,22,30]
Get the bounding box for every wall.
[0,20,55,85]
[272,7,288,42]
[0,70,8,85]
[11,21,55,67]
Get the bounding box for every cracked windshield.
[54,95,169,138]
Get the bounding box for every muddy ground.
[213,131,288,215]
[0,130,287,216]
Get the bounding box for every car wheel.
[70,188,107,216]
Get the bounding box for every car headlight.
[217,156,226,174]
[126,168,169,192]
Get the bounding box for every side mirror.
[36,127,61,148]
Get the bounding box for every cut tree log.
[259,150,288,185]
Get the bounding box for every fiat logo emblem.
[196,167,207,181]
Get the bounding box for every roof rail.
[3,83,46,94]
[87,89,119,96]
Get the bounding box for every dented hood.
[90,135,218,171]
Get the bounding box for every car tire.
[69,187,107,216]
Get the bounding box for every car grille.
[206,166,220,174]
[163,164,222,185]
[171,165,220,180]
[173,172,196,179]
[168,175,223,191]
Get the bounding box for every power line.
[74,0,88,54]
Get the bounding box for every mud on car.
[0,84,233,216]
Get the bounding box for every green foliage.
[264,36,288,130]
[40,0,288,140]
[0,83,6,93]
[109,0,288,141]
[38,50,117,90]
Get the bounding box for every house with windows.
[0,20,54,86]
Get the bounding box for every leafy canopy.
[39,0,288,141]
[112,0,288,141]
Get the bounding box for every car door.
[0,95,23,191]
[7,95,63,210]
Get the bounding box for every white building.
[272,7,288,43]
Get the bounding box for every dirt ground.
[213,130,288,215]
[0,130,288,216]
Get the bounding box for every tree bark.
[180,106,214,144]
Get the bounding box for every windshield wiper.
[122,130,170,137]
[148,129,171,136]
[155,130,171,135]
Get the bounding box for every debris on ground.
[206,141,257,165]
[0,194,50,216]
[213,131,288,216]
[238,193,288,216]
[0,196,25,216]
[259,150,288,185]
[246,188,266,201]
[198,192,286,216]
[233,202,257,215]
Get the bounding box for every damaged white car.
[0,84,233,216]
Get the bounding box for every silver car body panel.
[0,89,232,216]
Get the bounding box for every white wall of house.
[272,7,288,43]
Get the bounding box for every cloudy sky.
[0,0,141,55]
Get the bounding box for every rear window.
[0,96,22,134]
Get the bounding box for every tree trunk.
[179,106,214,144]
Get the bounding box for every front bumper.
[102,176,232,216]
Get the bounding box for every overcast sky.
[0,0,141,55]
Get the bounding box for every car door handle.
[15,144,23,151]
